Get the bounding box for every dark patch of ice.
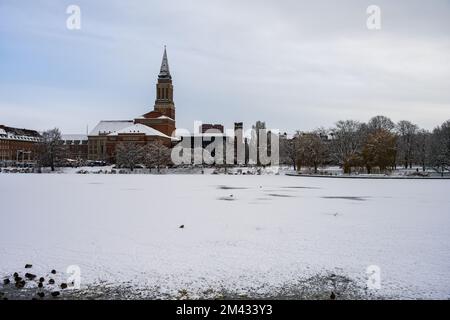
[267,194,295,198]
[217,185,248,190]
[217,196,236,201]
[321,196,369,201]
[282,186,321,190]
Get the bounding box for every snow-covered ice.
[0,174,449,299]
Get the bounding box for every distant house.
[61,134,88,161]
[0,125,41,165]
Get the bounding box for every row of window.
[0,135,40,142]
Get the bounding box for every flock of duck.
[1,264,70,300]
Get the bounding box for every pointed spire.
[158,46,171,80]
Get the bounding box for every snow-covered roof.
[108,123,172,139]
[89,120,133,136]
[157,116,174,121]
[62,134,88,141]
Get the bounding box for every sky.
[0,0,449,134]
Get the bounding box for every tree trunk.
[343,162,351,174]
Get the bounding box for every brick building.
[201,124,224,134]
[88,48,178,163]
[0,125,41,166]
[61,134,88,161]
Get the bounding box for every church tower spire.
[159,46,171,80]
[154,47,175,120]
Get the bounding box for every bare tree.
[362,129,397,174]
[297,131,328,174]
[38,128,63,172]
[330,120,365,174]
[279,133,299,170]
[115,142,144,171]
[429,120,450,177]
[143,140,172,173]
[368,115,395,133]
[414,129,431,172]
[396,120,419,169]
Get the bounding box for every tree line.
[280,116,450,176]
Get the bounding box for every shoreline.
[286,174,450,180]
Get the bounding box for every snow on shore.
[0,174,449,299]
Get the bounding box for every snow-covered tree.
[143,140,171,173]
[115,142,144,171]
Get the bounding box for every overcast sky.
[1,0,449,134]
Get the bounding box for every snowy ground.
[0,174,449,299]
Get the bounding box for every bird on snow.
[25,264,32,269]
[51,291,60,297]
[330,292,336,300]
[25,273,36,280]
[51,270,56,275]
[179,225,185,229]
[15,280,25,289]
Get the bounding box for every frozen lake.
[0,174,449,299]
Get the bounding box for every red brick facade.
[0,125,40,165]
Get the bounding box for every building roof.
[89,120,133,136]
[108,123,175,140]
[158,47,171,80]
[0,125,41,142]
[62,134,88,141]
